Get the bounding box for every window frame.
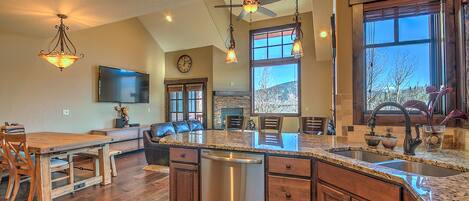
[352,0,458,126]
[249,24,302,117]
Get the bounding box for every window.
[250,25,300,115]
[351,0,457,125]
[365,12,443,111]
[165,79,207,127]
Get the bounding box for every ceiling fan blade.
[258,7,277,17]
[260,0,281,5]
[214,4,243,8]
[237,10,248,21]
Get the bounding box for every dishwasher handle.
[201,152,263,164]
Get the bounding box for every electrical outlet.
[63,109,70,116]
[147,107,151,113]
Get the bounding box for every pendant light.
[291,0,304,58]
[39,14,84,71]
[243,0,260,13]
[225,0,238,63]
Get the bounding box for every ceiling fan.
[215,0,281,21]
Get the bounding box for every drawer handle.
[285,164,292,169]
[285,192,292,199]
[180,153,186,158]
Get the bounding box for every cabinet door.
[317,182,350,201]
[170,162,199,201]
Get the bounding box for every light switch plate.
[63,109,70,116]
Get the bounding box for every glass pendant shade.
[39,52,80,70]
[39,14,83,71]
[291,38,304,59]
[225,47,238,63]
[243,2,258,13]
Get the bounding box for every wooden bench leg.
[110,155,117,177]
[67,155,74,185]
[93,157,100,177]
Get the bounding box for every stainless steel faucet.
[368,102,422,155]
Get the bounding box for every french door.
[165,78,207,128]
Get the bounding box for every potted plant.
[403,86,467,151]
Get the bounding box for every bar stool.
[225,115,245,131]
[299,117,326,135]
[258,116,283,133]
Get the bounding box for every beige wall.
[165,46,214,128]
[169,12,333,132]
[0,18,166,133]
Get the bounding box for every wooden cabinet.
[268,156,311,177]
[170,162,199,201]
[267,155,312,201]
[268,175,311,201]
[317,182,350,201]
[170,147,199,201]
[317,162,400,201]
[91,125,150,154]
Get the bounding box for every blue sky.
[365,14,433,88]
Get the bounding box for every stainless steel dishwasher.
[201,149,264,201]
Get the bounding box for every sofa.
[143,120,204,166]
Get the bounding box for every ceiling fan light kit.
[39,14,84,71]
[243,0,260,13]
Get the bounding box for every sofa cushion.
[150,122,176,137]
[173,121,190,133]
[188,120,204,131]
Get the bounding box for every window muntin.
[252,28,294,61]
[364,12,442,112]
[250,25,300,115]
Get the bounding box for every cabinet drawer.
[268,175,310,201]
[318,162,400,201]
[268,156,311,177]
[170,147,198,163]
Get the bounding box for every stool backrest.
[299,117,326,135]
[258,116,283,133]
[225,115,245,131]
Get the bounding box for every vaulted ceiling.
[0,0,332,59]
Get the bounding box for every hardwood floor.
[0,151,169,201]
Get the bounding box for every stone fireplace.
[213,91,251,130]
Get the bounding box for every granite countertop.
[160,130,469,201]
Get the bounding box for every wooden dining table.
[25,132,113,201]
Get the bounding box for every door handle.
[201,152,262,164]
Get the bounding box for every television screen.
[98,66,149,103]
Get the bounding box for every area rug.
[143,165,170,174]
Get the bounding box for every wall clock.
[177,55,192,73]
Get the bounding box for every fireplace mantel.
[213,91,250,97]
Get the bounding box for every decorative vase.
[422,125,445,152]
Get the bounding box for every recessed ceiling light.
[320,31,328,38]
[165,15,173,22]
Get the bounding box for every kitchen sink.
[376,160,463,177]
[331,150,394,163]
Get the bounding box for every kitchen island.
[160,130,469,201]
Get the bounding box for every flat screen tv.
[98,66,149,103]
